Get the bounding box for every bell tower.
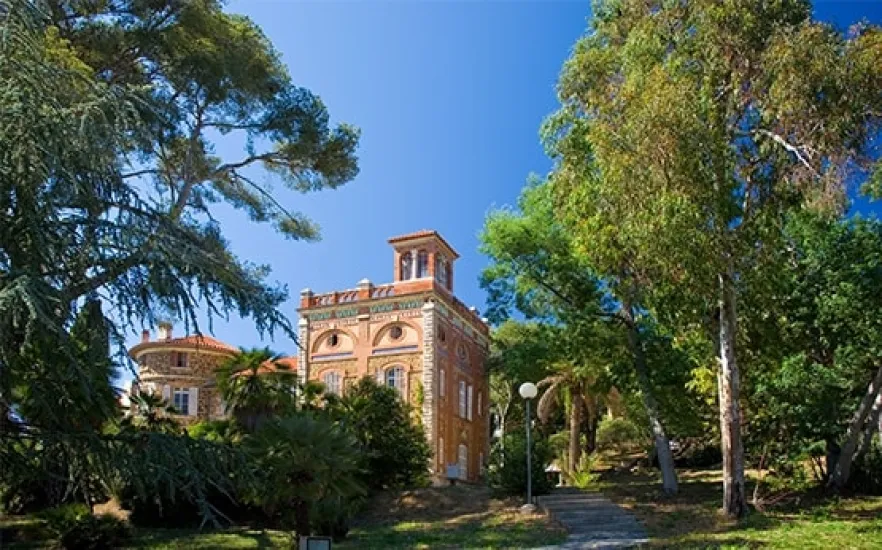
[388,230,459,292]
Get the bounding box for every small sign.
[446,464,460,480]
[300,536,332,550]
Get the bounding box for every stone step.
[555,518,641,529]
[541,498,618,506]
[560,535,651,549]
[543,506,622,516]
[537,490,649,548]
[539,498,610,507]
[538,495,607,502]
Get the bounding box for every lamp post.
[519,382,538,514]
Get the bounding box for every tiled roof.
[234,356,298,377]
[388,230,459,258]
[129,335,238,357]
[259,356,298,373]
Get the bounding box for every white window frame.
[173,387,190,415]
[385,366,405,395]
[323,371,342,395]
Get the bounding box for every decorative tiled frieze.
[421,301,437,458]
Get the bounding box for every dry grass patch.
[596,467,882,549]
[339,485,567,549]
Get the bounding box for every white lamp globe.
[519,382,538,400]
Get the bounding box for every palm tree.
[537,363,609,477]
[245,414,364,537]
[216,347,298,433]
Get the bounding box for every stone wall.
[136,349,233,423]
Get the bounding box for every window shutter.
[376,369,384,385]
[467,385,474,421]
[162,385,171,402]
[189,387,198,417]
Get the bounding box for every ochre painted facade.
[298,231,490,483]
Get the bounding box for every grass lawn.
[596,467,882,549]
[1,485,566,549]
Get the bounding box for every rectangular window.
[440,369,446,398]
[173,387,190,415]
[467,385,474,421]
[459,381,467,418]
[477,392,482,416]
[173,352,188,369]
[438,437,445,467]
[458,444,468,481]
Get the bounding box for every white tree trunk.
[855,393,882,462]
[829,364,882,490]
[624,304,678,494]
[719,269,747,518]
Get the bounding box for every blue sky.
[121,1,882,372]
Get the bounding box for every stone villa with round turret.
[129,230,490,483]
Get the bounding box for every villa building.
[128,230,490,482]
[128,323,238,424]
[297,230,490,482]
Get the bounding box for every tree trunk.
[294,498,311,538]
[829,364,882,490]
[856,393,882,461]
[718,271,747,518]
[623,304,678,495]
[569,391,583,474]
[583,411,599,455]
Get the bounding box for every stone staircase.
[535,488,649,549]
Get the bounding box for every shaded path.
[534,488,649,549]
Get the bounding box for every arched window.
[385,366,405,394]
[417,251,429,278]
[436,255,448,285]
[323,371,342,395]
[400,252,413,280]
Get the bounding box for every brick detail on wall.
[297,317,309,389]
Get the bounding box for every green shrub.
[596,417,644,452]
[188,419,237,443]
[58,514,130,550]
[37,503,90,534]
[334,378,431,492]
[487,432,553,497]
[568,454,599,489]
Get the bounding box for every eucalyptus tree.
[548,0,882,516]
